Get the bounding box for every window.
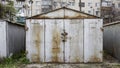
[36,1,41,5]
[81,2,85,7]
[16,0,25,1]
[42,8,49,12]
[96,3,100,7]
[95,3,97,6]
[27,9,30,15]
[53,2,57,6]
[96,11,99,15]
[88,10,91,13]
[41,5,52,12]
[36,9,40,14]
[61,2,66,7]
[71,2,75,6]
[68,2,75,6]
[42,0,52,5]
[88,3,91,6]
[118,3,120,7]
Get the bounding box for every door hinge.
[25,26,29,31]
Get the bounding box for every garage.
[26,7,103,63]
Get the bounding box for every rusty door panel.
[64,19,84,63]
[45,19,64,62]
[26,20,45,63]
[84,19,103,63]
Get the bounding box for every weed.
[0,51,30,68]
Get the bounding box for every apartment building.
[25,0,80,17]
[25,0,39,17]
[112,0,120,21]
[26,0,101,17]
[52,0,80,11]
[49,0,101,17]
[80,0,101,17]
[112,0,120,9]
[101,0,113,23]
[1,0,102,17]
[14,0,26,16]
[102,0,112,7]
[101,0,120,23]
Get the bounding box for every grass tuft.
[0,51,30,68]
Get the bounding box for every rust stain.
[31,54,40,63]
[64,15,96,19]
[74,57,80,62]
[32,23,43,63]
[37,16,51,19]
[100,51,103,54]
[51,23,61,62]
[89,56,101,62]
[32,15,96,19]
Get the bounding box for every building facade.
[25,0,42,17]
[14,0,26,17]
[25,0,101,17]
[102,0,112,7]
[52,0,80,11]
[1,0,102,17]
[112,0,120,21]
[101,0,113,23]
[80,0,101,17]
[112,0,120,9]
[25,0,80,17]
[101,0,120,23]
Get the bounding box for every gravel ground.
[22,54,120,68]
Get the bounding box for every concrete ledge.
[23,63,120,68]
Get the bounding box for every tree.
[111,4,120,21]
[0,1,16,21]
[0,3,6,19]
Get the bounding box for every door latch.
[61,29,68,42]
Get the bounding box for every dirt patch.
[103,52,119,63]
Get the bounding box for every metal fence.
[104,21,120,61]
